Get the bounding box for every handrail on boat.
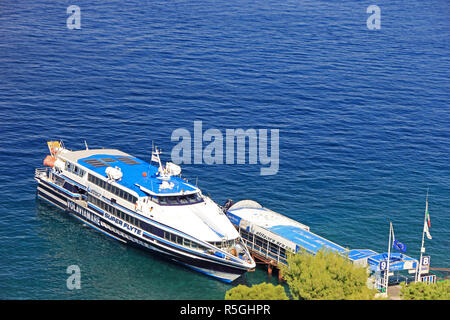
[35,167,49,176]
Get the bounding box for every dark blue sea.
[0,0,448,299]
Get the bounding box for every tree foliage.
[401,280,450,300]
[225,282,289,300]
[280,248,378,300]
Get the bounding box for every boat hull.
[36,180,248,283]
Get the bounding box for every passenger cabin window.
[87,173,137,204]
[152,193,203,206]
[65,161,85,177]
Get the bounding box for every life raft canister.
[43,155,56,167]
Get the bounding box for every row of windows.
[65,161,86,177]
[158,193,203,205]
[88,195,142,228]
[240,229,287,259]
[88,173,138,204]
[209,239,237,250]
[88,194,208,251]
[162,232,208,250]
[144,192,203,206]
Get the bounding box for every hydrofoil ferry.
[35,141,255,282]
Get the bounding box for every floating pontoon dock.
[224,200,429,289]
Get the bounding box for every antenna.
[84,140,89,150]
[151,144,159,163]
[152,146,165,175]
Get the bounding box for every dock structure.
[224,200,430,291]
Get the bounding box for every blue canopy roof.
[346,249,378,261]
[367,252,418,272]
[265,226,418,272]
[268,225,347,255]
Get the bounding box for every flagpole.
[415,189,429,283]
[385,222,392,296]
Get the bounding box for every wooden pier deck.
[250,250,285,281]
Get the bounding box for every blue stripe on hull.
[181,264,234,283]
[70,210,126,243]
[37,193,66,210]
[37,190,124,242]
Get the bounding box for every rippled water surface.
[0,0,449,299]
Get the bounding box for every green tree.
[401,280,449,300]
[225,282,289,300]
[280,248,378,300]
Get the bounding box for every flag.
[391,223,406,252]
[393,240,407,252]
[424,221,432,240]
[151,152,159,162]
[424,199,432,240]
[391,222,395,242]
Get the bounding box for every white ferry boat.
[34,141,255,282]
